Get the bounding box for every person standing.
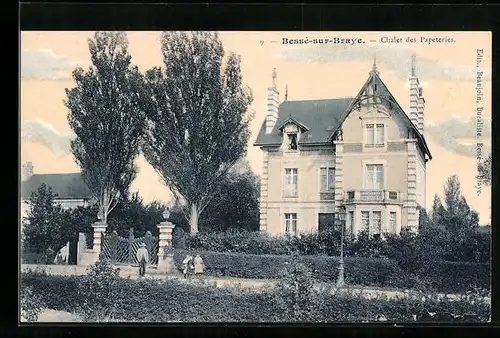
[182,254,193,278]
[136,243,149,277]
[194,254,204,277]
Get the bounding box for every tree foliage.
[65,31,146,224]
[22,184,65,257]
[141,31,253,234]
[169,166,260,233]
[477,152,491,186]
[107,192,167,238]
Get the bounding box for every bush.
[20,285,44,321]
[173,249,489,293]
[77,260,125,321]
[21,272,490,322]
[173,228,490,264]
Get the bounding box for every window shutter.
[328,168,336,191]
[376,124,384,145]
[366,124,374,144]
[366,165,375,189]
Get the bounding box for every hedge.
[21,271,490,322]
[173,228,490,263]
[173,249,490,293]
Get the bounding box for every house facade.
[254,58,432,237]
[20,162,93,221]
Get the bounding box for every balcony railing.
[345,190,400,203]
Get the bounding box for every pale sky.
[20,31,492,225]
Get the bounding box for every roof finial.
[272,68,277,89]
[285,84,288,101]
[371,56,378,74]
[411,52,416,76]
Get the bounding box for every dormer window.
[278,117,309,153]
[288,133,298,150]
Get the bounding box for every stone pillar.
[92,221,107,255]
[157,221,177,273]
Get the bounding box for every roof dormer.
[278,116,309,152]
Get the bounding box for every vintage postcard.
[20,31,491,323]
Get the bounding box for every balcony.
[345,190,401,203]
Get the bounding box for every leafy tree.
[65,31,146,224]
[22,184,65,259]
[417,206,431,231]
[141,31,253,234]
[477,152,491,186]
[107,192,167,237]
[198,169,260,232]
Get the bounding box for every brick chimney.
[265,68,280,134]
[21,161,34,181]
[408,53,425,135]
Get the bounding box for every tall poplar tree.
[65,32,146,224]
[141,31,253,234]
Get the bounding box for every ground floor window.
[372,211,382,237]
[285,213,297,235]
[348,211,355,233]
[389,212,397,233]
[361,211,370,232]
[318,213,335,232]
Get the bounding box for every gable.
[21,173,92,200]
[254,98,353,147]
[332,70,432,160]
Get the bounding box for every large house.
[254,57,432,237]
[20,162,93,220]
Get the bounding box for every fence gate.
[101,228,159,266]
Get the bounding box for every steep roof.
[254,98,353,146]
[334,69,432,160]
[21,173,92,200]
[253,67,432,160]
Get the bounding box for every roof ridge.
[282,97,354,103]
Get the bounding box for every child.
[194,253,204,277]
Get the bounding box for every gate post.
[128,228,134,264]
[157,221,176,274]
[92,221,107,258]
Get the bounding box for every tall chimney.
[21,161,34,182]
[417,85,425,135]
[408,53,419,131]
[265,68,280,134]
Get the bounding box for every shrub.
[21,272,490,322]
[272,262,324,322]
[173,227,490,264]
[77,260,125,321]
[20,285,44,322]
[173,249,489,293]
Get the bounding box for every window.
[285,213,297,235]
[284,168,298,197]
[365,164,384,189]
[361,211,370,232]
[348,211,355,233]
[366,123,385,147]
[288,133,298,150]
[389,212,397,233]
[318,213,335,232]
[320,167,335,191]
[373,211,382,236]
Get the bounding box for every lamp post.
[162,208,170,222]
[336,207,346,287]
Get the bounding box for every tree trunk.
[190,203,199,235]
